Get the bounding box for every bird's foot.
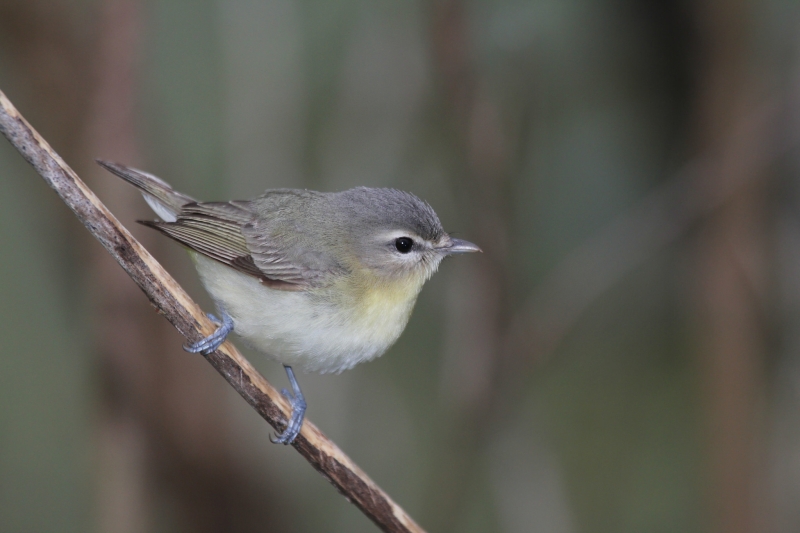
[271,365,307,445]
[184,311,234,355]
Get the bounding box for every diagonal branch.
[0,89,425,533]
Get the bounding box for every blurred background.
[1,0,800,531]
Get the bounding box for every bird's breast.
[193,255,424,374]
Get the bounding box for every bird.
[98,160,480,444]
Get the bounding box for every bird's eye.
[394,237,414,254]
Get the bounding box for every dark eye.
[394,237,414,254]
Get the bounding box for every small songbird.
[98,161,480,444]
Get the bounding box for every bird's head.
[336,188,480,287]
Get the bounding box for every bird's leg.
[184,310,234,355]
[271,365,307,445]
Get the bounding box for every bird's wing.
[141,200,340,291]
[239,220,346,289]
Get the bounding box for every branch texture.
[0,89,424,533]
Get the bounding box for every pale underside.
[192,253,423,373]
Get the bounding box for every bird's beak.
[438,237,482,254]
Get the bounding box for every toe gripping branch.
[184,311,234,355]
[271,365,307,445]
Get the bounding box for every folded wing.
[142,201,340,291]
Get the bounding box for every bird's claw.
[271,366,307,445]
[184,311,234,355]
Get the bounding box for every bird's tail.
[96,160,196,222]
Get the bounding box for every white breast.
[191,254,419,374]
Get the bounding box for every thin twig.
[0,89,425,533]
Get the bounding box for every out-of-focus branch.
[84,2,152,532]
[426,1,514,529]
[693,1,767,531]
[0,90,425,533]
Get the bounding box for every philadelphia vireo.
[98,160,480,444]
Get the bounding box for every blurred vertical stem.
[693,0,768,532]
[85,2,152,531]
[427,0,513,529]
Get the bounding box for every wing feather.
[242,221,346,286]
[139,199,339,290]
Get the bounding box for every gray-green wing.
[142,198,341,290]
[239,190,348,288]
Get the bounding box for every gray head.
[335,187,480,280]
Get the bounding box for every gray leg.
[184,311,234,355]
[271,365,307,445]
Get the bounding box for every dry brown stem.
[0,89,425,533]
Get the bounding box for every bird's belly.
[192,255,416,373]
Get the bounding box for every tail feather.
[96,160,195,222]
